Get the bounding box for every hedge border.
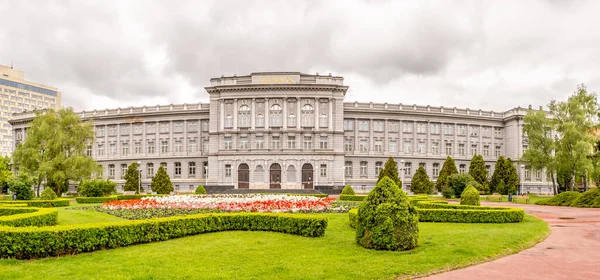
[115,194,164,200]
[339,195,367,201]
[0,199,70,208]
[76,197,117,204]
[0,212,328,259]
[0,207,58,227]
[286,193,329,198]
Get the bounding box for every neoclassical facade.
[9,72,552,194]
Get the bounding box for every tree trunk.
[570,172,575,191]
[550,172,557,195]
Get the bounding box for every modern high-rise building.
[0,65,61,155]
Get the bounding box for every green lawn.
[57,206,126,225]
[480,195,553,204]
[0,211,549,280]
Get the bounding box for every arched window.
[288,113,296,127]
[225,114,233,128]
[301,104,314,127]
[238,105,250,127]
[254,165,264,182]
[256,114,264,127]
[319,113,328,128]
[108,164,115,179]
[270,104,282,127]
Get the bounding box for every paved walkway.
[420,202,600,280]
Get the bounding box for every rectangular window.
[133,124,143,134]
[319,137,328,149]
[373,120,384,132]
[121,164,127,179]
[201,120,209,132]
[494,127,502,138]
[256,136,264,149]
[187,138,197,153]
[96,126,105,137]
[288,136,296,149]
[359,138,368,153]
[482,126,491,137]
[109,143,117,155]
[86,145,92,156]
[121,142,129,155]
[457,125,466,136]
[175,162,182,176]
[147,163,154,178]
[344,161,353,178]
[358,161,368,177]
[120,124,130,135]
[417,140,426,154]
[444,124,453,135]
[189,162,196,177]
[389,140,397,153]
[161,140,169,153]
[225,164,231,177]
[174,140,183,152]
[320,164,327,177]
[272,136,281,149]
[303,136,312,150]
[403,122,413,133]
[135,141,142,154]
[239,136,248,150]
[471,144,478,155]
[344,137,354,152]
[256,115,265,128]
[458,143,465,156]
[416,123,427,134]
[187,121,198,132]
[160,122,170,133]
[174,122,184,133]
[483,145,490,157]
[358,120,369,132]
[374,139,383,152]
[430,123,440,134]
[431,142,439,155]
[202,139,208,153]
[108,125,117,136]
[433,163,440,177]
[145,123,155,134]
[404,162,412,175]
[375,161,383,175]
[108,165,115,179]
[389,121,399,132]
[224,137,232,150]
[495,145,502,157]
[404,140,412,153]
[459,164,466,174]
[470,126,479,137]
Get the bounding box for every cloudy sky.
[1,0,599,112]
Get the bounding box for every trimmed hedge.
[339,195,366,201]
[287,193,329,198]
[0,199,70,208]
[460,185,480,206]
[0,207,58,227]
[0,212,328,259]
[535,191,581,206]
[486,195,503,202]
[415,201,524,223]
[341,185,355,195]
[116,194,161,200]
[569,188,600,208]
[76,197,117,204]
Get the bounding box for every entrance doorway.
[302,163,314,189]
[270,163,281,189]
[238,163,249,189]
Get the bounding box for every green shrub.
[40,187,57,200]
[195,185,207,194]
[535,191,581,206]
[349,208,358,228]
[151,166,173,194]
[339,195,366,201]
[460,185,480,206]
[9,181,34,200]
[0,199,69,207]
[76,197,117,204]
[441,186,453,198]
[341,185,355,195]
[414,201,524,223]
[77,179,117,197]
[410,166,434,194]
[356,177,419,251]
[448,173,475,198]
[0,212,328,259]
[569,188,600,208]
[0,207,58,227]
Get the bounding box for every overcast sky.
[1,0,599,112]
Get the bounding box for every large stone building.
[0,65,61,156]
[9,72,552,194]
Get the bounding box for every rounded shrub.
[356,176,419,251]
[341,185,355,195]
[441,186,453,198]
[77,179,117,197]
[40,187,57,200]
[569,188,600,208]
[535,191,581,206]
[195,184,207,194]
[460,185,480,206]
[448,173,476,198]
[9,181,34,200]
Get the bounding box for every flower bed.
[102,194,338,214]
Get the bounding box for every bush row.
[339,195,367,201]
[115,194,161,200]
[0,207,58,227]
[535,191,581,206]
[486,195,503,202]
[0,212,328,259]
[286,194,329,198]
[535,189,600,208]
[76,197,117,204]
[0,200,70,208]
[570,188,600,207]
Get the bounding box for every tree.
[435,156,458,191]
[0,156,13,194]
[504,158,519,194]
[77,179,117,197]
[151,166,173,194]
[489,156,507,194]
[522,109,559,195]
[40,187,57,200]
[410,166,434,194]
[12,108,98,196]
[377,157,401,187]
[123,162,142,193]
[341,185,355,195]
[9,178,33,200]
[468,154,488,188]
[448,173,477,198]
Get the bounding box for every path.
[420,202,600,280]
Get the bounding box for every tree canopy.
[468,154,488,187]
[0,156,13,194]
[435,156,458,191]
[377,157,402,187]
[410,165,434,194]
[151,165,173,194]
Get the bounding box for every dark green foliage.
[441,186,453,198]
[0,200,69,207]
[195,185,207,194]
[349,208,358,228]
[460,185,480,206]
[123,162,142,193]
[339,195,367,201]
[468,155,488,188]
[356,177,419,251]
[448,173,475,198]
[435,156,458,191]
[151,166,173,194]
[489,157,519,195]
[0,213,328,259]
[341,185,355,195]
[77,179,117,197]
[116,194,159,200]
[504,158,519,194]
[0,207,58,227]
[40,187,57,200]
[410,166,434,194]
[9,180,34,200]
[75,197,116,204]
[377,157,402,187]
[535,191,581,206]
[489,156,506,194]
[416,208,524,223]
[569,188,600,207]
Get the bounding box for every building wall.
[8,72,553,194]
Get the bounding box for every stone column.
[296,98,301,128]
[233,99,238,130]
[264,98,269,130]
[283,97,288,128]
[251,98,256,130]
[314,98,319,131]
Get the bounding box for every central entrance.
[269,163,281,189]
[302,163,313,189]
[238,163,249,189]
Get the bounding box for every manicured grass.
[0,212,548,279]
[481,195,553,204]
[57,207,126,225]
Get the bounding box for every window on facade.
[374,139,383,152]
[108,125,117,136]
[224,137,232,150]
[535,169,542,181]
[524,166,530,180]
[253,136,263,149]
[375,161,383,176]
[444,124,453,135]
[187,138,197,153]
[389,140,397,153]
[133,141,140,154]
[457,125,466,136]
[303,136,312,149]
[133,124,143,134]
[171,140,181,153]
[486,165,491,178]
[121,164,127,179]
[147,163,154,178]
[239,136,248,150]
[417,122,427,134]
[170,121,182,133]
[470,126,479,137]
[373,120,384,132]
[344,137,354,152]
[431,123,440,134]
[471,144,478,155]
[238,105,250,127]
[319,113,328,128]
[160,162,167,169]
[432,142,439,155]
[109,143,117,155]
[202,139,209,153]
[174,162,182,177]
[483,145,490,157]
[288,136,296,149]
[288,113,296,127]
[459,164,466,174]
[147,123,156,133]
[270,104,282,127]
[301,104,314,127]
[187,121,198,132]
[360,161,368,177]
[201,120,209,131]
[121,124,130,135]
[433,163,440,177]
[482,126,491,137]
[494,127,502,138]
[495,145,502,157]
[160,122,170,133]
[417,141,426,154]
[389,121,399,132]
[320,164,327,177]
[161,140,169,153]
[458,143,465,156]
[272,136,281,149]
[404,162,412,175]
[344,161,353,177]
[188,162,196,177]
[319,137,328,149]
[122,142,129,155]
[225,114,233,128]
[358,120,369,131]
[86,145,92,157]
[359,138,368,153]
[403,122,413,133]
[225,164,231,177]
[404,140,412,153]
[108,164,115,179]
[256,114,264,128]
[344,119,354,131]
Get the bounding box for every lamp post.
[519,164,525,195]
[399,159,405,191]
[137,161,141,194]
[204,166,208,186]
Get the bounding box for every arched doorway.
[302,163,313,189]
[238,163,249,189]
[270,163,281,189]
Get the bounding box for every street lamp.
[399,160,405,191]
[519,164,525,195]
[137,161,141,194]
[204,166,208,186]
